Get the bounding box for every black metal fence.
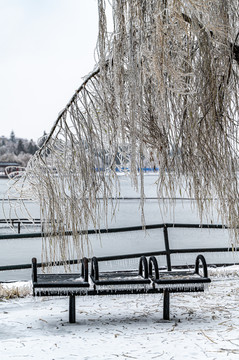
[0,218,41,234]
[0,222,237,275]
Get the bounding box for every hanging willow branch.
[6,0,239,266]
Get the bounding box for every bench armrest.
[138,256,149,278]
[148,256,159,279]
[195,254,208,278]
[81,257,89,282]
[91,256,99,281]
[32,257,37,283]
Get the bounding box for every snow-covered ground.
[1,266,239,360]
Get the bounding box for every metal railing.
[0,223,236,274]
[0,218,41,234]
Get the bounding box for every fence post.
[163,224,172,271]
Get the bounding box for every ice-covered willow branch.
[96,0,239,231]
[6,0,239,266]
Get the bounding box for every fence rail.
[0,222,237,274]
[0,218,41,234]
[0,221,229,240]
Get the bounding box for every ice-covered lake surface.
[0,176,238,282]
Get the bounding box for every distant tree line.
[0,131,46,167]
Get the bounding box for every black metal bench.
[32,254,211,323]
[90,255,151,292]
[148,254,211,320]
[32,257,90,323]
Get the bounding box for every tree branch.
[182,13,239,65]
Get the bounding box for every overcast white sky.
[0,0,106,142]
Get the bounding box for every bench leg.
[163,290,170,320]
[69,295,76,323]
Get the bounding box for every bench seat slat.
[37,274,84,280]
[91,273,151,286]
[34,282,90,288]
[153,277,211,285]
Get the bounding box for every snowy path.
[1,271,239,359]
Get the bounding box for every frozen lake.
[0,176,238,282]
